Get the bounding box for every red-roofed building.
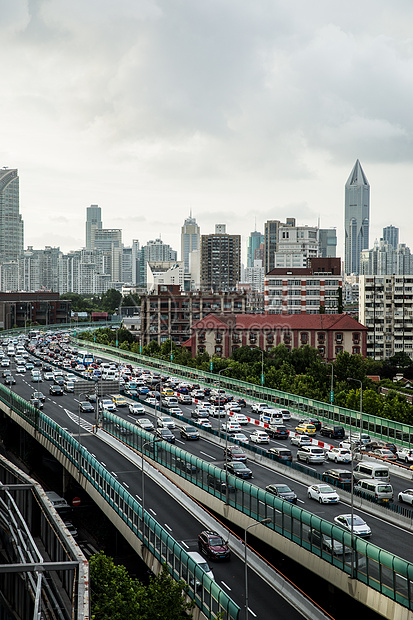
[184,313,367,361]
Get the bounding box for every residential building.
[274,223,319,268]
[146,261,185,292]
[91,228,122,282]
[344,160,370,276]
[19,246,61,292]
[360,240,413,276]
[200,225,241,291]
[319,228,337,258]
[264,218,295,274]
[382,225,399,250]
[0,168,24,263]
[359,275,413,360]
[265,258,342,315]
[85,204,102,250]
[185,313,367,361]
[242,259,265,293]
[140,285,247,346]
[0,262,19,291]
[181,215,200,273]
[247,230,264,268]
[122,246,133,284]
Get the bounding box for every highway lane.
[3,369,308,619]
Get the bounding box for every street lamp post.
[244,518,272,620]
[217,367,231,503]
[347,377,363,578]
[77,392,90,479]
[326,362,334,404]
[141,438,161,547]
[260,349,265,386]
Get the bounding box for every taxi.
[161,388,174,397]
[295,423,317,435]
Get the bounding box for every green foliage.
[90,552,193,620]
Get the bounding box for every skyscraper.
[382,225,399,249]
[247,230,264,268]
[85,205,102,250]
[344,160,370,275]
[200,224,241,291]
[0,168,24,263]
[181,215,200,273]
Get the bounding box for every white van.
[260,410,284,425]
[353,462,390,483]
[186,551,215,589]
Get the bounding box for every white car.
[157,416,176,429]
[198,418,212,428]
[129,402,145,415]
[252,402,274,413]
[307,484,340,504]
[222,421,242,433]
[398,489,413,505]
[169,407,184,417]
[225,402,241,413]
[290,434,312,446]
[100,399,116,412]
[334,514,371,538]
[326,447,352,463]
[249,430,270,444]
[145,397,157,406]
[136,418,154,431]
[232,432,249,443]
[229,413,249,425]
[396,448,413,463]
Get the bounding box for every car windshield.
[232,462,244,469]
[378,485,392,492]
[186,427,196,432]
[319,485,333,493]
[276,485,292,493]
[209,536,224,546]
[352,516,366,526]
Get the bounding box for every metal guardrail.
[0,384,239,620]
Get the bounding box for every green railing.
[101,409,413,612]
[0,384,239,620]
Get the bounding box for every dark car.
[364,440,397,454]
[86,393,97,402]
[198,530,230,561]
[320,425,345,439]
[322,469,352,491]
[267,425,290,439]
[49,385,64,396]
[302,418,322,432]
[180,425,200,440]
[155,428,176,443]
[207,474,235,494]
[266,483,297,503]
[235,398,246,408]
[79,401,95,413]
[226,461,253,479]
[223,445,247,462]
[32,391,46,402]
[4,375,16,385]
[267,447,293,463]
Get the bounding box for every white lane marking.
[176,439,185,445]
[220,581,231,591]
[247,608,257,617]
[200,451,216,460]
[136,494,142,501]
[111,471,118,477]
[164,523,172,532]
[149,508,157,516]
[101,462,106,467]
[123,482,129,489]
[181,540,189,549]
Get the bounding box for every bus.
[77,350,94,367]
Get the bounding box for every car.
[197,418,212,429]
[222,421,242,433]
[168,407,184,417]
[4,375,16,385]
[180,425,200,440]
[307,529,345,556]
[267,425,289,439]
[136,418,154,431]
[129,403,145,415]
[49,385,63,396]
[30,396,43,409]
[371,448,397,462]
[0,359,10,367]
[198,530,230,561]
[79,401,95,413]
[209,405,227,418]
[252,402,273,413]
[31,373,42,383]
[226,461,253,479]
[320,425,345,439]
[225,402,241,413]
[398,489,413,505]
[266,483,297,503]
[155,427,175,443]
[32,391,46,402]
[307,484,340,504]
[334,514,371,538]
[16,365,26,373]
[157,416,176,429]
[43,371,54,381]
[192,407,210,419]
[396,448,413,463]
[322,469,352,490]
[112,395,127,407]
[63,521,78,538]
[326,447,352,463]
[249,430,270,444]
[161,388,174,397]
[223,445,247,462]
[100,399,116,412]
[301,418,322,431]
[290,434,312,446]
[229,413,249,425]
[64,381,75,393]
[2,369,11,378]
[145,397,157,406]
[232,432,249,443]
[207,474,234,494]
[234,398,246,408]
[365,440,397,454]
[295,423,316,435]
[178,394,192,405]
[267,447,293,463]
[86,393,97,402]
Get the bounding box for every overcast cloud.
[1,0,413,259]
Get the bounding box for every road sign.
[261,373,265,386]
[330,390,334,404]
[210,361,213,372]
[72,497,81,507]
[73,380,95,395]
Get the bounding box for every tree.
[90,552,193,620]
[101,289,122,313]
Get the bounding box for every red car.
[198,530,230,561]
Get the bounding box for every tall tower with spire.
[181,214,200,273]
[344,160,370,275]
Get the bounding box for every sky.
[1,0,413,263]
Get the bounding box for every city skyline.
[1,3,413,256]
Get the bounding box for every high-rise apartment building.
[247,230,264,268]
[274,223,319,268]
[319,228,337,258]
[264,218,296,273]
[139,239,178,287]
[344,160,370,276]
[360,240,413,276]
[181,215,200,273]
[85,205,102,250]
[92,228,122,282]
[200,225,241,291]
[0,168,24,263]
[382,225,399,249]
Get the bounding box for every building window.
[352,332,360,343]
[352,346,360,355]
[284,332,291,343]
[317,332,325,343]
[215,345,222,356]
[318,346,325,356]
[266,334,274,344]
[301,332,308,344]
[249,332,257,344]
[335,346,343,355]
[335,333,343,343]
